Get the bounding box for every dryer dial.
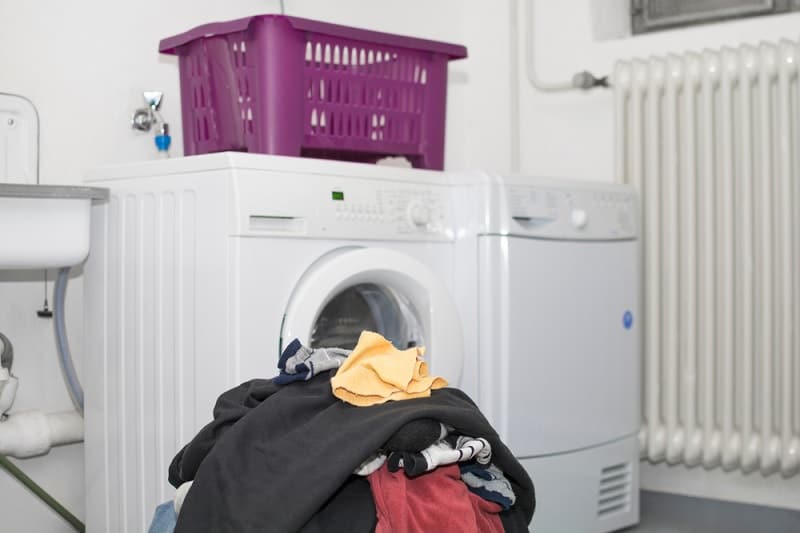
[570,208,588,229]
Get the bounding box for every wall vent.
[631,0,797,34]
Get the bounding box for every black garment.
[170,371,535,533]
[300,476,376,532]
[383,417,443,453]
[386,448,431,477]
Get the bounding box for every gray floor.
[629,491,800,533]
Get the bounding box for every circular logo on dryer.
[623,311,633,330]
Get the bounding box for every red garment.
[367,463,504,533]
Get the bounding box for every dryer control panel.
[503,185,637,240]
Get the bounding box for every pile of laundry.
[149,331,535,532]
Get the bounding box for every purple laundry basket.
[159,15,467,169]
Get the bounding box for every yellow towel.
[331,331,448,406]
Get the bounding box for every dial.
[571,208,588,229]
[407,201,431,227]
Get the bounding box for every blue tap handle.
[155,134,171,152]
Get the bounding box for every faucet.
[131,91,171,156]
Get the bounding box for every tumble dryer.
[83,153,468,531]
[453,172,641,532]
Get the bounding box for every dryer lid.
[281,247,463,385]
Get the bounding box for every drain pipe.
[0,330,84,458]
[0,266,86,457]
[0,410,83,458]
[0,321,85,531]
[54,267,84,413]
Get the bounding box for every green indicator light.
[332,191,344,201]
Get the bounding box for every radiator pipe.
[668,53,700,464]
[739,44,759,474]
[719,47,739,472]
[664,54,681,466]
[628,59,665,461]
[778,39,800,478]
[757,42,780,476]
[792,40,800,479]
[700,50,721,469]
[612,64,652,456]
[612,62,629,183]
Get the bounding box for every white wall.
[0,1,475,531]
[515,0,800,181]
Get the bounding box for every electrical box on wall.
[0,94,37,184]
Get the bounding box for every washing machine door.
[281,247,463,384]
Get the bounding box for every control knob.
[571,208,588,229]
[407,202,431,227]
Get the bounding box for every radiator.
[613,40,800,477]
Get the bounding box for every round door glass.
[309,283,424,350]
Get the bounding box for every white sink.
[0,184,108,269]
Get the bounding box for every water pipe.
[0,368,19,415]
[54,267,84,413]
[0,333,17,414]
[0,331,13,370]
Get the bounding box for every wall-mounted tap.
[131,91,171,156]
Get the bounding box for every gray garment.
[274,341,351,385]
[287,345,350,376]
[461,464,516,505]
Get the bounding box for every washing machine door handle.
[281,247,464,386]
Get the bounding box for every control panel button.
[571,208,588,229]
[618,209,631,232]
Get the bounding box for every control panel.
[332,186,448,236]
[505,185,637,240]
[236,170,452,241]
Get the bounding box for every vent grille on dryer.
[597,462,632,517]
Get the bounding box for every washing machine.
[82,153,468,532]
[453,172,641,533]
